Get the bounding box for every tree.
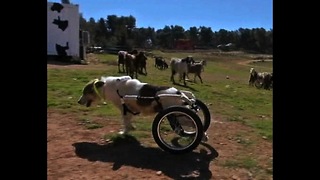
[106,15,118,35]
[238,28,255,51]
[93,18,108,47]
[79,13,88,30]
[265,29,273,53]
[198,26,213,46]
[170,25,186,40]
[216,29,229,45]
[186,26,199,45]
[253,28,267,53]
[132,27,154,48]
[104,15,137,46]
[156,26,173,49]
[77,13,273,53]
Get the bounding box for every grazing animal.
[249,68,273,90]
[137,51,148,75]
[170,56,194,86]
[194,59,207,71]
[263,72,273,89]
[249,67,257,86]
[124,53,137,79]
[186,60,206,83]
[117,50,138,73]
[124,51,148,79]
[154,56,169,70]
[77,76,196,134]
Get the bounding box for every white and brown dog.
[77,76,197,134]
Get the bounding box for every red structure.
[174,39,194,50]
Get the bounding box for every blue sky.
[49,0,273,31]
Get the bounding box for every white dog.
[77,76,197,134]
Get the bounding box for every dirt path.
[47,109,272,180]
[237,59,273,67]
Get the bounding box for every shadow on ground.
[47,60,83,65]
[172,82,198,92]
[47,55,86,65]
[73,135,218,179]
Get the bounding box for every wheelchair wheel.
[152,106,204,154]
[190,99,211,132]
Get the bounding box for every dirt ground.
[47,56,272,180]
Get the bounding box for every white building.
[47,1,80,59]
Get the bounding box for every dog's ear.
[94,81,105,88]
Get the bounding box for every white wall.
[47,2,80,57]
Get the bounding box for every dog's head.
[77,79,105,107]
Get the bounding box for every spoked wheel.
[189,99,211,132]
[152,106,203,154]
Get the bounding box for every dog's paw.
[119,124,136,134]
[118,128,134,135]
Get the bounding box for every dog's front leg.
[119,113,136,134]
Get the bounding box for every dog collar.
[93,79,106,104]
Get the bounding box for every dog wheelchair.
[119,90,211,154]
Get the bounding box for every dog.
[77,75,197,134]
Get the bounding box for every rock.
[231,175,240,180]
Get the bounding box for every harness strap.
[154,96,163,112]
[93,79,106,104]
[116,90,140,115]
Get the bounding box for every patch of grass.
[129,131,151,139]
[95,54,118,64]
[133,117,153,131]
[78,118,103,129]
[247,119,273,140]
[223,156,258,169]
